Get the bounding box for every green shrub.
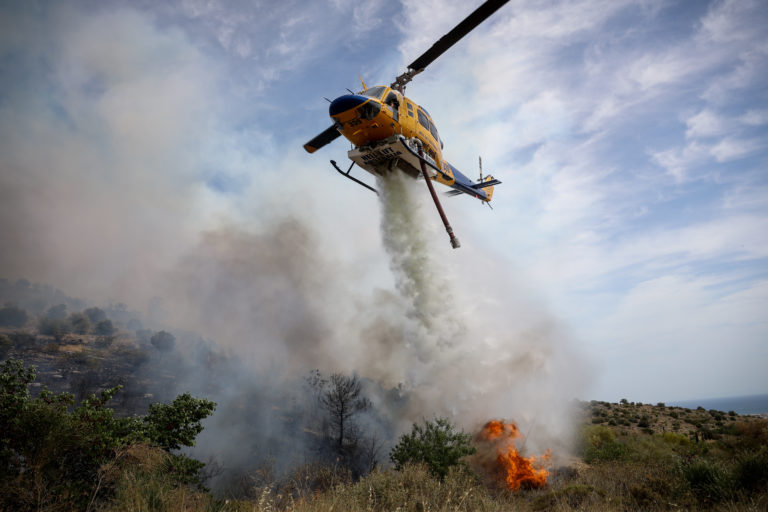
[9,331,36,350]
[662,432,691,447]
[0,335,12,357]
[582,425,630,463]
[42,341,60,354]
[681,459,732,504]
[390,418,476,480]
[94,319,116,336]
[113,345,150,368]
[733,447,768,493]
[0,359,216,511]
[150,330,176,352]
[0,303,27,327]
[38,316,72,338]
[68,312,90,334]
[95,335,115,348]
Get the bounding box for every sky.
[0,0,766,406]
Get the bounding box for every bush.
[0,335,11,357]
[8,332,36,350]
[38,316,71,338]
[94,319,116,336]
[0,303,27,327]
[84,307,107,324]
[390,418,476,480]
[581,425,630,463]
[95,335,115,348]
[42,342,60,354]
[681,459,732,504]
[68,312,90,334]
[733,447,768,493]
[0,359,216,511]
[150,330,176,352]
[113,345,150,369]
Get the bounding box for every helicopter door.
[384,90,400,122]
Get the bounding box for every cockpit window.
[428,120,439,141]
[361,86,386,99]
[417,109,430,130]
[384,91,400,107]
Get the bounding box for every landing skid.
[330,160,378,195]
[330,146,460,249]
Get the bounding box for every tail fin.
[470,175,500,202]
[482,175,495,202]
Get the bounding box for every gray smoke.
[368,171,586,458]
[0,3,588,482]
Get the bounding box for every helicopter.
[303,0,509,249]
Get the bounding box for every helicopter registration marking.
[360,147,403,165]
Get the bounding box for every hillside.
[1,292,767,511]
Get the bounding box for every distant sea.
[668,393,768,415]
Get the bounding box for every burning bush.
[471,420,550,491]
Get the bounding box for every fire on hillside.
[473,419,551,491]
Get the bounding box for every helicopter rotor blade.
[303,124,341,153]
[391,0,509,90]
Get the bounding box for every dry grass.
[100,455,768,512]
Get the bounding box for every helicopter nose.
[329,94,367,116]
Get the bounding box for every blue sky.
[1,0,766,405]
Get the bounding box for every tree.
[84,307,107,324]
[390,418,476,480]
[150,330,176,352]
[0,303,27,327]
[320,373,370,453]
[68,312,90,334]
[305,370,375,475]
[38,316,71,340]
[143,393,216,451]
[45,303,67,320]
[93,319,115,336]
[0,335,11,358]
[0,359,216,511]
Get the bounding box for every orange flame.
[475,420,550,491]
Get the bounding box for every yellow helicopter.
[303,0,508,249]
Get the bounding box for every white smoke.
[0,3,588,473]
[365,170,587,457]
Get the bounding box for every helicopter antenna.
[478,156,483,182]
[391,0,510,92]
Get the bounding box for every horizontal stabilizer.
[472,178,501,189]
[445,190,463,197]
[304,125,341,153]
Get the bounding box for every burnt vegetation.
[1,277,767,510]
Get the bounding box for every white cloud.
[686,109,727,139]
[739,109,768,126]
[587,275,768,401]
[710,136,766,162]
[650,142,710,182]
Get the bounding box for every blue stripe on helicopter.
[329,94,368,116]
[445,163,488,200]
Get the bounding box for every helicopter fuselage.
[326,85,494,202]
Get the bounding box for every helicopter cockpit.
[361,86,386,98]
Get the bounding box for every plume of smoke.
[367,170,588,457]
[0,2,588,479]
